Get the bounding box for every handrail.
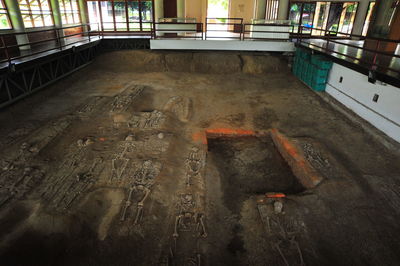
[153,22,203,40]
[297,25,400,75]
[205,17,243,40]
[0,23,101,65]
[0,23,95,37]
[296,25,400,44]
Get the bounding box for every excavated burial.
[207,135,305,262]
[208,135,304,213]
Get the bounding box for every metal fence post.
[1,36,11,64]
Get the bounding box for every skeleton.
[42,152,103,211]
[173,194,207,242]
[127,111,164,129]
[110,142,136,182]
[54,158,102,210]
[268,215,306,266]
[0,165,44,208]
[110,86,144,113]
[120,186,134,221]
[185,147,202,174]
[119,160,159,224]
[166,147,207,265]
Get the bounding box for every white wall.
[326,63,400,143]
[150,39,295,51]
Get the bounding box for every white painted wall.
[326,63,400,143]
[150,39,295,52]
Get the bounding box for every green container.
[311,55,333,70]
[292,65,299,77]
[301,63,309,81]
[311,81,326,92]
[297,48,311,60]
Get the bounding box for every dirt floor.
[0,50,400,266]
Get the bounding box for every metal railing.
[0,23,100,65]
[297,26,400,75]
[153,22,203,39]
[96,22,154,36]
[243,23,294,41]
[205,18,243,40]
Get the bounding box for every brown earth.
[0,50,399,266]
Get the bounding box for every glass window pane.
[0,13,11,29]
[19,0,54,27]
[73,13,80,23]
[141,0,153,22]
[100,1,114,30]
[338,2,358,34]
[129,22,140,31]
[128,1,140,22]
[289,3,302,33]
[312,2,330,36]
[33,16,44,27]
[62,13,68,24]
[44,14,53,26]
[362,2,376,36]
[327,3,343,32]
[114,1,126,22]
[301,3,316,34]
[72,0,79,11]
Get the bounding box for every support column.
[277,0,289,20]
[4,0,30,50]
[254,0,267,20]
[78,0,90,35]
[78,0,88,24]
[364,0,400,54]
[177,0,185,18]
[154,0,164,21]
[351,0,370,36]
[49,0,65,45]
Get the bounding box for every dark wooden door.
[163,0,177,18]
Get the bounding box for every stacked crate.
[292,48,333,92]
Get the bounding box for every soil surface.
[0,50,399,266]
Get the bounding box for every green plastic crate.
[297,48,311,60]
[310,81,326,92]
[301,63,309,81]
[311,55,333,70]
[310,68,329,83]
[292,65,299,76]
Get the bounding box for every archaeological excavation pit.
[0,49,400,266]
[207,135,305,213]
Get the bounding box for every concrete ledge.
[150,39,295,52]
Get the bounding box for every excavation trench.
[206,135,305,264]
[208,135,304,214]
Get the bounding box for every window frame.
[59,0,82,25]
[288,1,361,36]
[86,0,154,33]
[361,1,376,36]
[0,0,13,30]
[18,0,55,28]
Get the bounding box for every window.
[0,0,11,29]
[59,0,81,25]
[312,2,330,36]
[87,0,153,32]
[337,2,358,34]
[362,2,376,36]
[289,2,316,34]
[265,0,279,20]
[19,0,54,28]
[290,1,359,36]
